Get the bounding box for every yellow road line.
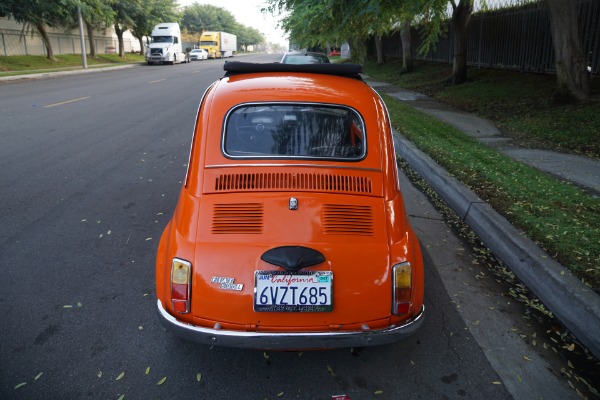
[43,96,91,108]
[149,79,166,83]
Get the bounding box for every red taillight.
[171,258,191,314]
[392,262,412,315]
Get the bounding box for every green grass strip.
[382,93,600,289]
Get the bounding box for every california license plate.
[254,271,333,312]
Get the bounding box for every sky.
[176,0,289,48]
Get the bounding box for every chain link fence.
[379,0,599,75]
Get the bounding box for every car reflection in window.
[224,104,365,160]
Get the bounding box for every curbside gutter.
[393,131,600,360]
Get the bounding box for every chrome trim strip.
[205,163,381,172]
[156,299,424,349]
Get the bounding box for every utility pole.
[77,3,88,69]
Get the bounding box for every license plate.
[254,271,333,312]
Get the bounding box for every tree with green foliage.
[110,0,143,57]
[130,0,180,55]
[79,0,115,58]
[265,0,414,65]
[181,3,264,51]
[266,0,473,82]
[265,0,353,60]
[181,3,237,34]
[0,0,73,60]
[57,0,114,58]
[235,24,265,51]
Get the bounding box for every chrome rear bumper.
[156,299,424,349]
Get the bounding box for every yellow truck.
[199,31,237,59]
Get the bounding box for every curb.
[393,131,600,359]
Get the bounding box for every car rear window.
[283,55,329,64]
[223,104,366,160]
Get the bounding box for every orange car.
[155,62,425,349]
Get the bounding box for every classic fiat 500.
[155,62,425,349]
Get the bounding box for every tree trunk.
[347,36,366,64]
[35,22,54,60]
[546,0,590,103]
[451,0,472,84]
[400,19,413,73]
[137,36,144,55]
[375,35,385,65]
[114,24,125,58]
[85,21,96,58]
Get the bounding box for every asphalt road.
[0,54,576,399]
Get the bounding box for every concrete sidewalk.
[364,77,600,360]
[374,81,600,195]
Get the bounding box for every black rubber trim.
[223,62,363,79]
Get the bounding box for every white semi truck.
[145,23,187,65]
[200,31,237,58]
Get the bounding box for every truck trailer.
[200,31,237,58]
[146,23,187,65]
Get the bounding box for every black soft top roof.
[223,61,363,80]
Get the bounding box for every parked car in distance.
[189,48,208,61]
[155,62,425,350]
[280,51,330,64]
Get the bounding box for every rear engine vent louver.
[322,204,374,235]
[212,203,263,234]
[215,172,372,194]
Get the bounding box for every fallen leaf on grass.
[523,355,532,361]
[263,352,269,360]
[117,395,124,400]
[14,382,26,389]
[145,237,152,241]
[276,392,284,397]
[157,376,167,385]
[145,367,150,375]
[492,381,502,385]
[63,305,73,308]
[116,371,125,381]
[34,372,43,381]
[374,390,383,395]
[327,365,336,376]
[97,371,102,378]
[196,373,202,382]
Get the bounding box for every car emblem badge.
[211,276,243,291]
[289,197,298,210]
